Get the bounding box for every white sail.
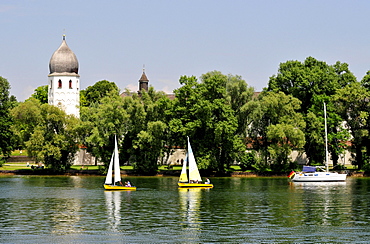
[113,136,121,183]
[104,151,114,185]
[104,136,121,185]
[179,153,188,182]
[187,137,202,182]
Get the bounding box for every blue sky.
[2,0,370,101]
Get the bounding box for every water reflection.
[289,180,351,227]
[179,188,207,242]
[50,198,82,234]
[104,191,122,232]
[69,176,84,188]
[291,181,347,189]
[2,176,370,243]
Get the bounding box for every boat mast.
[324,102,329,172]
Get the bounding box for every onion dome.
[49,35,79,74]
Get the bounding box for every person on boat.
[125,181,131,187]
[205,178,211,184]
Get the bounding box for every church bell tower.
[48,35,80,118]
[138,66,149,96]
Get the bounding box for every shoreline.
[0,169,366,177]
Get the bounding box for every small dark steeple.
[138,65,149,95]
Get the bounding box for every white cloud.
[124,83,137,92]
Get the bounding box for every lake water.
[1,176,370,243]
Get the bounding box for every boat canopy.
[302,166,316,172]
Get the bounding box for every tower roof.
[139,71,149,82]
[49,35,79,74]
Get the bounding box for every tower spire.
[138,65,149,95]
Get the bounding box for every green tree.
[170,71,244,173]
[81,80,119,107]
[11,98,43,149]
[226,74,255,136]
[267,57,356,165]
[360,71,370,165]
[79,90,129,167]
[18,102,80,172]
[0,76,14,164]
[9,95,18,109]
[122,88,173,174]
[360,70,370,90]
[333,82,370,169]
[132,121,167,174]
[31,85,48,104]
[247,91,305,171]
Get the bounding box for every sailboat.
[290,103,347,182]
[103,136,136,190]
[178,137,213,188]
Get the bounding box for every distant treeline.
[2,56,370,174]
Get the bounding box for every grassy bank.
[1,160,358,177]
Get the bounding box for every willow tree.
[12,98,80,172]
[122,87,172,175]
[225,74,255,137]
[247,91,305,171]
[170,71,245,173]
[11,98,43,149]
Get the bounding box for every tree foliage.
[5,55,370,174]
[31,85,48,104]
[170,71,246,173]
[332,82,370,169]
[267,57,356,165]
[225,74,255,136]
[12,98,79,171]
[81,80,119,107]
[122,88,172,175]
[247,91,305,170]
[11,98,43,148]
[79,90,129,167]
[0,76,14,164]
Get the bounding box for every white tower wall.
[48,73,80,117]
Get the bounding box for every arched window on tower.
[50,80,52,89]
[58,80,62,89]
[69,80,72,89]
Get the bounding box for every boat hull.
[104,184,136,190]
[178,182,213,188]
[291,172,347,182]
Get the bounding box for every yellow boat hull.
[104,185,136,190]
[178,182,213,188]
